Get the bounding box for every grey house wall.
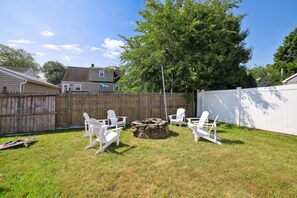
[61,81,116,92]
[89,68,114,82]
[0,72,23,92]
[286,76,297,84]
[25,82,59,94]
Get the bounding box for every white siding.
[0,72,23,92]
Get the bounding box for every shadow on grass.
[104,143,137,155]
[216,130,227,134]
[197,137,244,145]
[0,186,10,195]
[221,139,245,145]
[0,128,84,139]
[168,131,179,138]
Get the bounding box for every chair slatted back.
[83,112,90,120]
[198,111,209,128]
[208,115,219,132]
[88,118,107,143]
[107,109,118,125]
[176,108,185,122]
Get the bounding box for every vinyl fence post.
[196,90,199,117]
[236,87,242,126]
[201,90,205,115]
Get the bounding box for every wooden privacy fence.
[0,92,194,134]
[56,92,194,128]
[0,94,56,134]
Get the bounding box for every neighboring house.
[61,65,121,93]
[0,66,59,94]
[1,66,37,77]
[282,73,297,85]
[256,78,271,87]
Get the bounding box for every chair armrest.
[101,125,109,130]
[186,117,200,122]
[107,127,123,133]
[169,114,176,119]
[117,116,127,122]
[97,119,108,124]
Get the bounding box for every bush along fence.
[197,84,297,136]
[0,92,194,134]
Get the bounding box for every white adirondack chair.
[82,112,91,138]
[187,111,209,130]
[193,115,221,145]
[107,109,127,128]
[169,108,186,126]
[85,118,122,155]
[82,112,108,142]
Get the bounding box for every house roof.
[282,73,297,83]
[0,66,59,89]
[62,66,122,82]
[1,66,31,73]
[62,66,90,82]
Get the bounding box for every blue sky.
[0,0,296,69]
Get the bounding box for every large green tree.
[249,27,297,86]
[274,27,297,63]
[41,61,66,85]
[119,0,253,93]
[273,27,297,82]
[0,44,39,71]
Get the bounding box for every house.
[256,78,271,87]
[282,73,297,85]
[61,64,121,93]
[1,66,37,77]
[0,66,59,94]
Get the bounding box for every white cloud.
[42,44,61,51]
[89,46,101,51]
[60,44,82,53]
[36,52,46,57]
[101,38,125,59]
[7,43,17,47]
[41,30,55,37]
[61,54,71,62]
[42,44,82,53]
[9,39,35,44]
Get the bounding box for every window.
[74,84,81,91]
[99,70,105,77]
[113,85,119,92]
[63,84,69,92]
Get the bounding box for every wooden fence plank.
[0,92,193,134]
[0,94,57,134]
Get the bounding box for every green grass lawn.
[0,124,297,197]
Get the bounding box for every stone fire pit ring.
[131,118,169,139]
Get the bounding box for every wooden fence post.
[67,91,72,127]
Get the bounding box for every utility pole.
[161,66,168,121]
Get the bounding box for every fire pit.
[131,118,169,139]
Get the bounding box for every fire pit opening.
[131,118,169,139]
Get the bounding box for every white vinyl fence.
[197,84,297,136]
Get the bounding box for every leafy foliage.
[274,27,297,63]
[0,44,39,71]
[249,27,297,86]
[119,0,253,93]
[41,61,66,85]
